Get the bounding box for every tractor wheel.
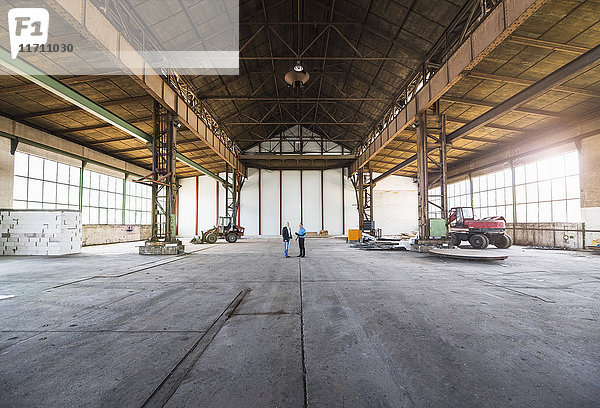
[205,233,218,244]
[450,233,461,247]
[225,232,238,243]
[494,234,513,249]
[469,233,489,249]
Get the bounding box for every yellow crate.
[348,229,362,241]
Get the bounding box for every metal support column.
[415,104,450,249]
[352,167,377,237]
[224,164,244,225]
[139,101,184,254]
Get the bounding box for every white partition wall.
[178,170,417,237]
[198,176,218,232]
[323,169,343,234]
[302,170,322,231]
[239,168,259,235]
[178,177,196,237]
[260,169,281,235]
[282,170,302,232]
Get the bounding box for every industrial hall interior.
[0,0,599,406]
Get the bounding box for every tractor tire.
[205,233,218,244]
[469,233,489,249]
[225,232,238,243]
[494,233,513,249]
[450,233,462,247]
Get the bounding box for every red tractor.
[448,207,512,249]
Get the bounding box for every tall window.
[125,180,152,225]
[82,170,124,224]
[514,150,580,223]
[428,179,471,219]
[448,178,471,209]
[472,168,514,222]
[13,152,80,210]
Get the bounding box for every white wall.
[177,170,417,237]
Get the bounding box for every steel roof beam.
[0,47,226,185]
[372,43,600,184]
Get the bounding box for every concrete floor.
[0,238,598,408]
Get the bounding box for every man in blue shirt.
[295,223,307,257]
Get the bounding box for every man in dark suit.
[282,221,292,258]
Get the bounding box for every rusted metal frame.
[416,112,429,239]
[149,101,177,242]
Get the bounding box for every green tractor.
[192,216,245,244]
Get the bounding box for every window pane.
[527,203,539,223]
[526,183,538,202]
[504,169,512,187]
[565,176,580,199]
[504,205,513,223]
[44,160,57,182]
[497,189,505,205]
[488,190,496,206]
[537,159,551,181]
[99,174,109,191]
[479,176,487,191]
[567,199,581,222]
[538,180,551,202]
[82,206,90,224]
[90,189,99,206]
[539,202,552,222]
[83,170,91,187]
[516,204,526,222]
[505,187,513,205]
[552,200,567,222]
[551,178,566,200]
[108,177,116,193]
[57,163,70,183]
[514,166,525,185]
[28,179,42,201]
[82,188,90,206]
[99,191,108,208]
[550,156,565,178]
[43,181,57,203]
[90,172,100,189]
[481,191,488,207]
[525,163,537,183]
[14,152,28,177]
[29,201,42,209]
[472,177,479,192]
[516,185,526,204]
[43,202,56,210]
[99,208,108,224]
[69,186,79,206]
[70,166,80,185]
[89,207,99,224]
[56,183,68,204]
[495,171,504,188]
[13,176,28,200]
[487,173,496,190]
[29,156,44,179]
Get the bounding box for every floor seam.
[299,258,308,408]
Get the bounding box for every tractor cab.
[448,207,474,227]
[217,216,233,234]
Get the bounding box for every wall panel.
[282,170,301,231]
[260,169,280,235]
[302,170,321,231]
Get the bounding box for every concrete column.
[579,134,600,247]
[0,138,14,208]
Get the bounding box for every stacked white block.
[0,210,82,256]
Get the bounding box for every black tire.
[205,233,218,244]
[225,232,238,243]
[469,233,489,249]
[450,233,461,247]
[494,234,512,249]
